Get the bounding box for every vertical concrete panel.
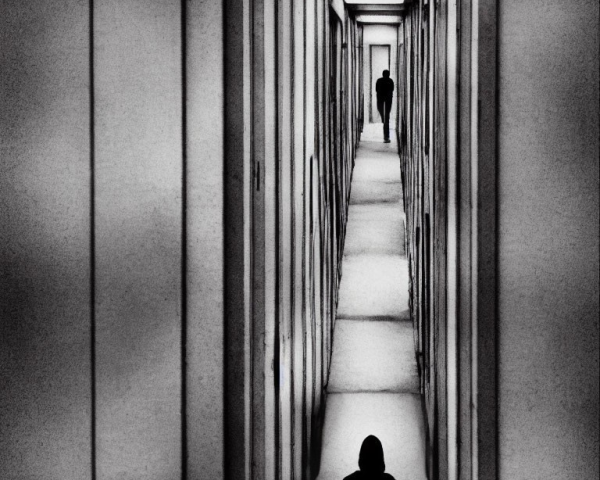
[94,2,182,478]
[186,1,224,478]
[249,0,270,477]
[321,0,332,386]
[432,4,449,478]
[262,0,280,477]
[304,1,317,476]
[278,1,295,477]
[314,0,325,428]
[0,2,91,478]
[498,2,599,479]
[292,0,307,476]
[224,0,249,477]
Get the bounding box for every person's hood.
[358,435,385,474]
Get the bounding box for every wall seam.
[274,0,281,476]
[224,0,249,476]
[492,1,500,478]
[472,0,499,478]
[180,0,188,478]
[290,0,297,475]
[89,1,97,478]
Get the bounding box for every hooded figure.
[343,435,396,480]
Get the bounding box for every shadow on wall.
[1,4,184,477]
[1,2,94,475]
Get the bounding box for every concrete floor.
[317,124,426,480]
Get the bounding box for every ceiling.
[345,1,408,23]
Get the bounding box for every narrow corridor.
[1,2,597,478]
[317,125,427,480]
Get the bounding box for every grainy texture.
[0,1,92,478]
[328,320,419,393]
[94,2,182,478]
[186,1,225,478]
[498,1,600,479]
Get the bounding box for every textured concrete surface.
[497,2,599,479]
[328,320,420,393]
[319,127,425,480]
[350,127,402,209]
[187,1,225,477]
[0,3,92,478]
[338,125,408,321]
[337,255,410,320]
[95,3,183,478]
[344,204,405,256]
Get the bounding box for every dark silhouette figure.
[375,70,394,143]
[343,435,396,480]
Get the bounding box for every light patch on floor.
[336,255,409,319]
[344,204,405,256]
[360,124,397,143]
[328,320,420,393]
[352,156,401,185]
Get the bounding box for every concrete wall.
[0,2,91,478]
[1,1,225,478]
[187,0,225,477]
[250,2,361,478]
[399,0,599,478]
[398,4,447,477]
[497,1,599,479]
[0,1,384,478]
[95,3,182,477]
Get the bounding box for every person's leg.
[383,114,389,140]
[377,99,384,123]
[383,100,392,141]
[377,99,386,141]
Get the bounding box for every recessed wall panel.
[369,46,390,124]
[363,25,397,125]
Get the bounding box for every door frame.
[369,44,391,123]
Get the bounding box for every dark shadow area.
[336,313,411,322]
[343,435,397,480]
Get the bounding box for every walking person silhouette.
[343,435,396,480]
[375,70,394,143]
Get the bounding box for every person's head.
[382,69,390,78]
[358,435,385,474]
